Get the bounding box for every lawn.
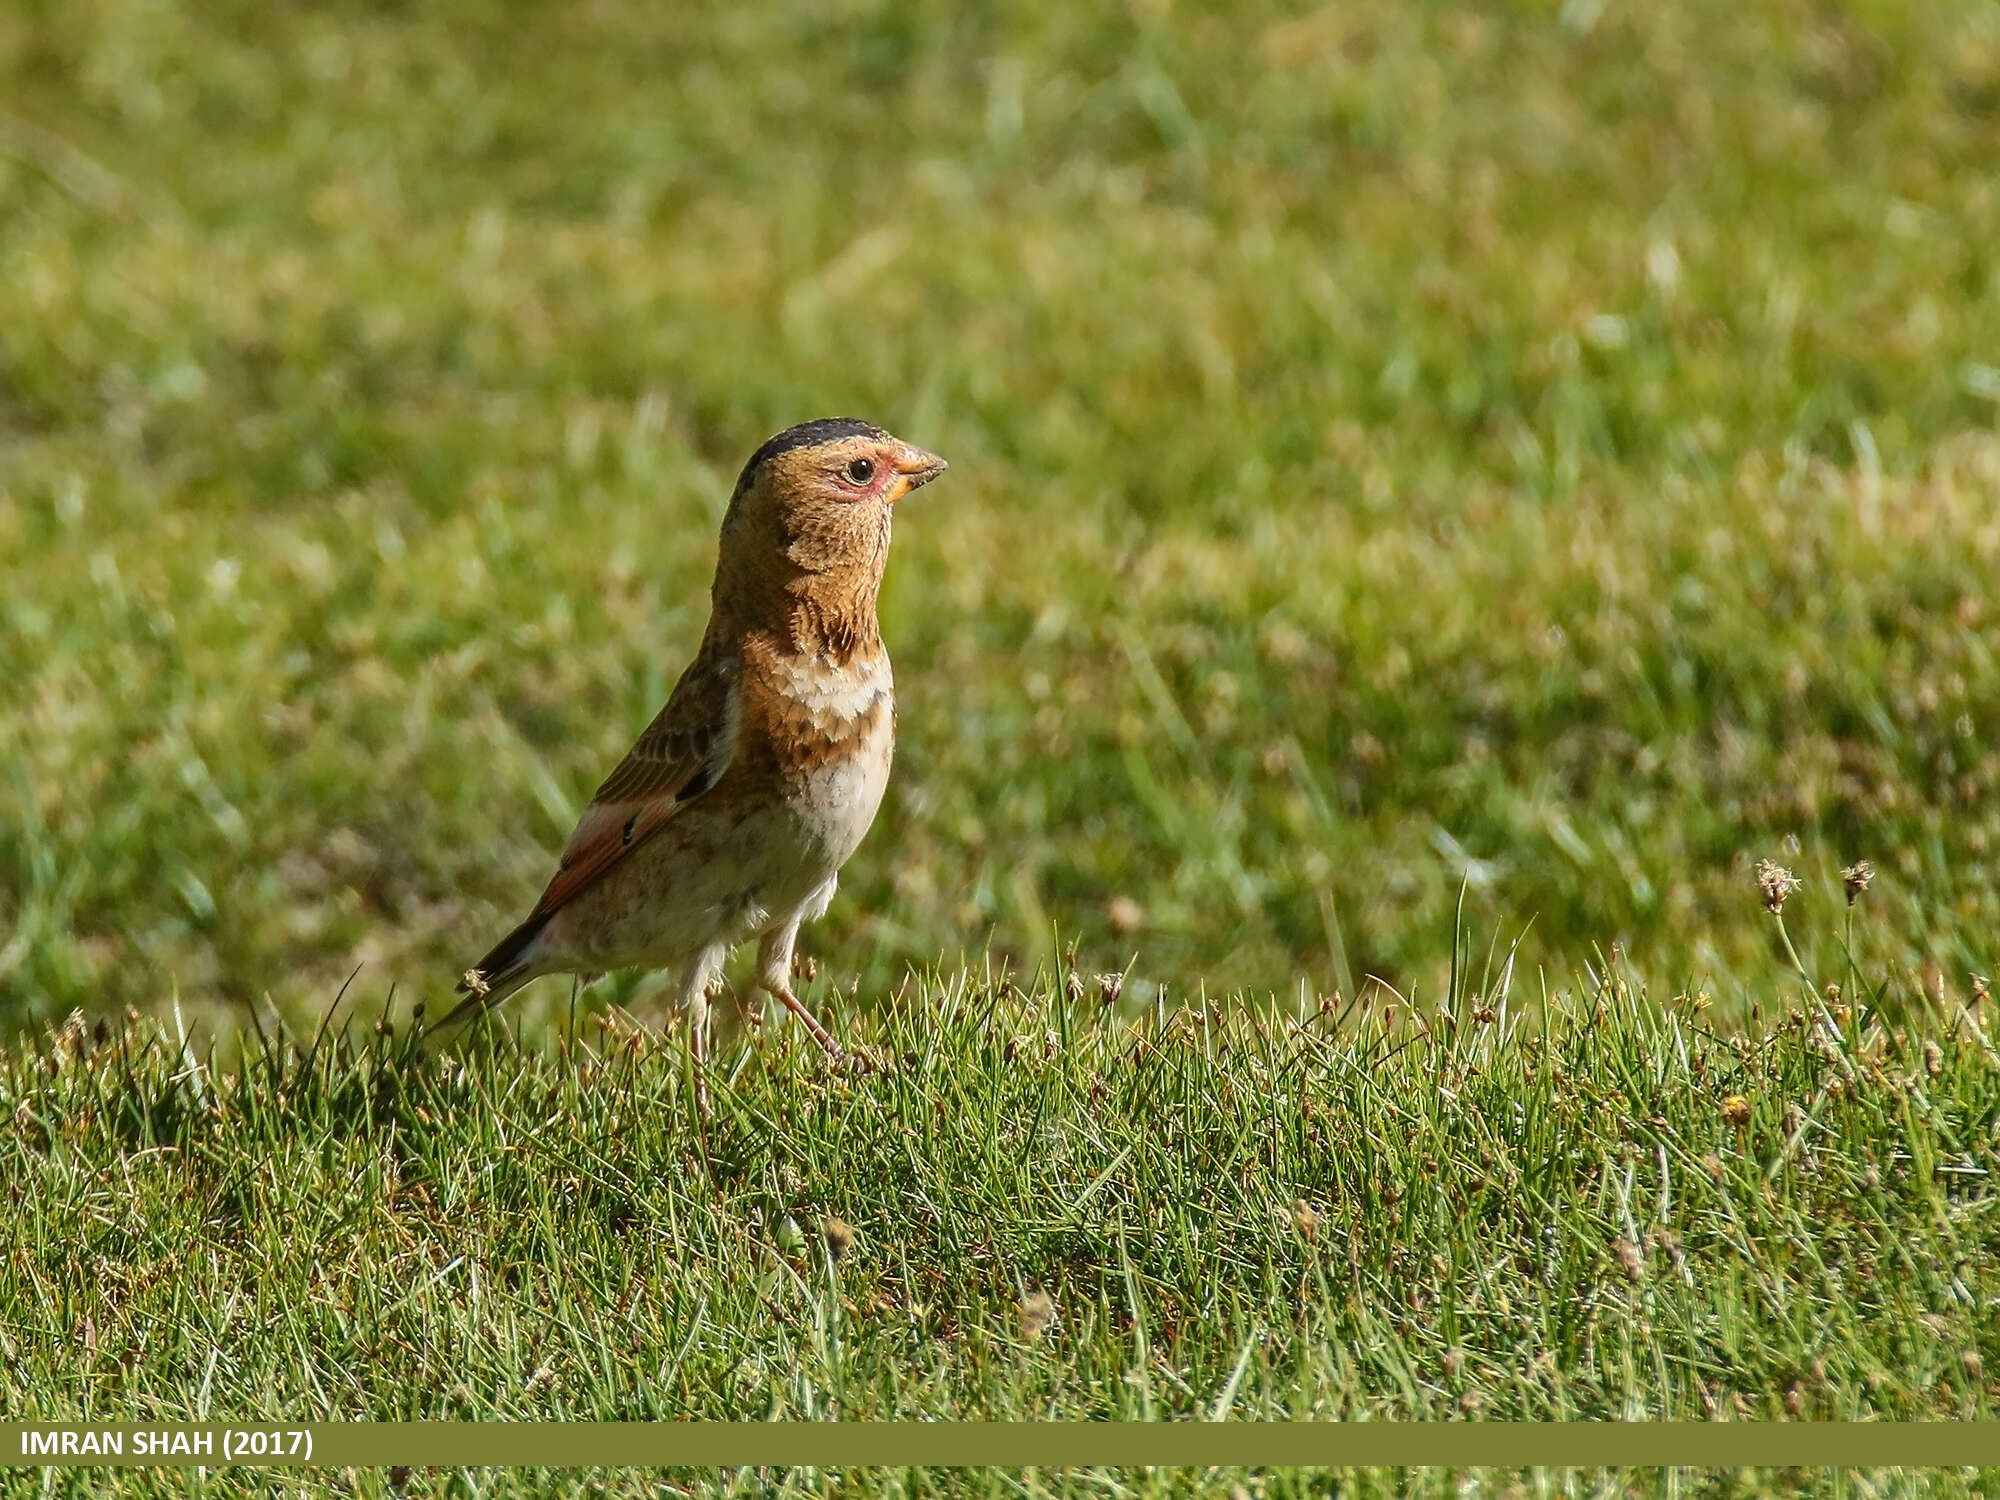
[4,958,1996,1494]
[4,0,2000,1490]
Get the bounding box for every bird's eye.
[843,457,876,485]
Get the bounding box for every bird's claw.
[830,1043,891,1076]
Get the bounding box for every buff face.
[728,424,946,585]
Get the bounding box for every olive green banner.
[0,1423,1989,1469]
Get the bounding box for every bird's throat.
[782,569,885,666]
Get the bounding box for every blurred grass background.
[3,0,2000,1030]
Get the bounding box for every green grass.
[3,948,1997,1493]
[4,0,2000,1028]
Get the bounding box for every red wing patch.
[528,653,737,920]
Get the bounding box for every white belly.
[788,708,894,874]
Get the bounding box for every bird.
[445,417,947,1103]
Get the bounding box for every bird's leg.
[776,984,841,1055]
[755,922,842,1058]
[688,990,711,1121]
[678,948,723,1121]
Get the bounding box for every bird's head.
[714,418,947,646]
[742,417,946,511]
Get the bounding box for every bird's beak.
[888,443,948,502]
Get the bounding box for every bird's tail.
[439,912,552,1029]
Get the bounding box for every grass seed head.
[1019,1290,1057,1342]
[1721,1095,1752,1127]
[1611,1235,1645,1281]
[43,1012,88,1074]
[1096,971,1125,1006]
[1756,859,1799,914]
[822,1216,855,1262]
[1842,860,1874,904]
[1293,1199,1320,1241]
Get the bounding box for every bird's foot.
[833,1043,893,1076]
[772,983,842,1056]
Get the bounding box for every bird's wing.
[528,650,740,919]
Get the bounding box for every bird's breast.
[748,649,896,866]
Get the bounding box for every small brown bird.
[448,418,946,1093]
